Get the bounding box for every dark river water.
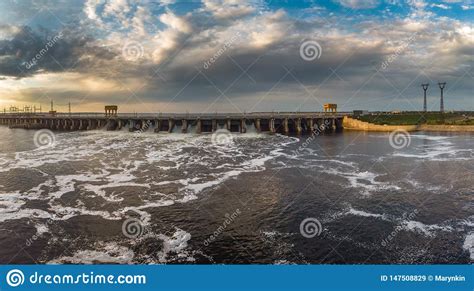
[0,126,472,264]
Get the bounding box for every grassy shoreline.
[343,115,474,132]
[356,112,474,126]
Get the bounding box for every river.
[0,127,472,264]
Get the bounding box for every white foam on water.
[0,191,55,222]
[463,233,474,260]
[459,216,474,227]
[401,220,453,237]
[403,178,443,192]
[157,229,193,263]
[409,134,451,141]
[53,206,121,221]
[347,207,386,219]
[35,223,49,235]
[274,259,295,265]
[393,147,471,160]
[391,134,472,161]
[318,159,357,167]
[261,230,294,238]
[322,168,400,195]
[0,131,299,245]
[120,200,175,224]
[48,242,134,264]
[246,123,257,134]
[49,171,109,199]
[0,205,51,222]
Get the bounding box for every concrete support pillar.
[196,119,202,134]
[240,119,246,133]
[226,119,231,131]
[87,119,92,130]
[211,120,217,132]
[283,118,289,134]
[117,119,122,130]
[128,120,135,132]
[154,120,161,133]
[270,119,276,133]
[255,119,261,133]
[168,119,174,133]
[323,118,334,132]
[314,119,323,131]
[296,118,302,135]
[181,120,187,133]
[309,119,314,132]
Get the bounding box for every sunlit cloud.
[0,0,472,112]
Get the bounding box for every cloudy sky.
[0,0,472,113]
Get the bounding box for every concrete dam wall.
[0,113,346,135]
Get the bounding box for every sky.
[0,0,472,113]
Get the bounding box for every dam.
[0,112,347,134]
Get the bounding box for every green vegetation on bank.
[356,112,474,126]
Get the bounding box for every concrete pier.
[0,112,347,135]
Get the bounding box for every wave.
[321,168,400,195]
[347,207,386,219]
[400,220,453,237]
[0,131,296,228]
[48,242,134,264]
[463,233,474,260]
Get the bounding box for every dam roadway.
[0,112,349,134]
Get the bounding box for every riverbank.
[343,116,474,132]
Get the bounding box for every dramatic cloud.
[0,26,116,78]
[0,0,472,112]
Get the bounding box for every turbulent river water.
[0,127,472,264]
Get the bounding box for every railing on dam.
[0,112,350,119]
